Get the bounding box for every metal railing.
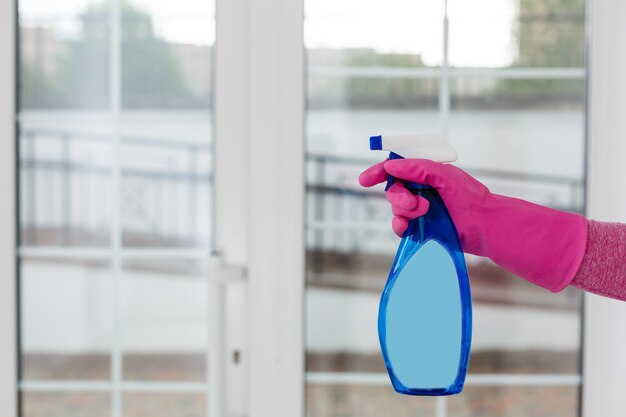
[20,128,212,248]
[19,127,584,254]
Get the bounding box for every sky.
[20,0,518,67]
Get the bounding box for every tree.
[492,0,586,110]
[515,0,585,67]
[25,1,190,109]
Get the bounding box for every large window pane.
[305,0,585,416]
[18,0,216,415]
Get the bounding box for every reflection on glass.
[19,0,214,110]
[121,138,212,248]
[448,386,578,417]
[305,0,443,65]
[18,0,216,414]
[451,78,585,111]
[467,277,582,375]
[119,1,214,109]
[306,384,435,417]
[20,258,113,380]
[19,131,113,247]
[448,77,585,208]
[448,0,585,68]
[123,393,205,417]
[121,259,209,381]
[19,2,111,109]
[22,393,110,417]
[308,75,438,111]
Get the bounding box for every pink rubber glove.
[359,159,588,292]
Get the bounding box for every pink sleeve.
[570,220,626,301]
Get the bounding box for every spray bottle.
[370,133,472,396]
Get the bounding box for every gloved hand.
[359,158,588,292]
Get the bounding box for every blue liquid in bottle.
[378,155,472,396]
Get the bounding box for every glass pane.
[124,393,206,417]
[448,0,585,68]
[19,128,113,247]
[18,0,216,415]
[467,277,582,374]
[305,0,444,66]
[20,257,113,380]
[121,134,212,248]
[22,392,110,417]
[19,2,110,109]
[120,0,214,109]
[308,76,438,111]
[121,259,209,381]
[306,286,384,374]
[307,93,439,164]
[306,384,435,417]
[447,385,579,416]
[118,0,214,249]
[451,78,585,112]
[305,0,586,414]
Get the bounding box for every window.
[9,0,591,415]
[304,0,586,416]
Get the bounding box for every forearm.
[570,220,626,301]
[477,194,588,292]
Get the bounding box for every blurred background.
[15,0,586,416]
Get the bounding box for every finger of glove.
[384,159,449,189]
[391,216,408,237]
[358,160,388,187]
[386,181,418,210]
[391,196,429,219]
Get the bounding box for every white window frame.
[215,0,304,416]
[583,0,626,416]
[0,0,18,414]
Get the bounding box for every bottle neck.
[406,182,433,192]
[387,152,434,192]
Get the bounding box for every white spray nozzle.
[370,133,457,163]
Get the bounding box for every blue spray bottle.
[370,133,472,396]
